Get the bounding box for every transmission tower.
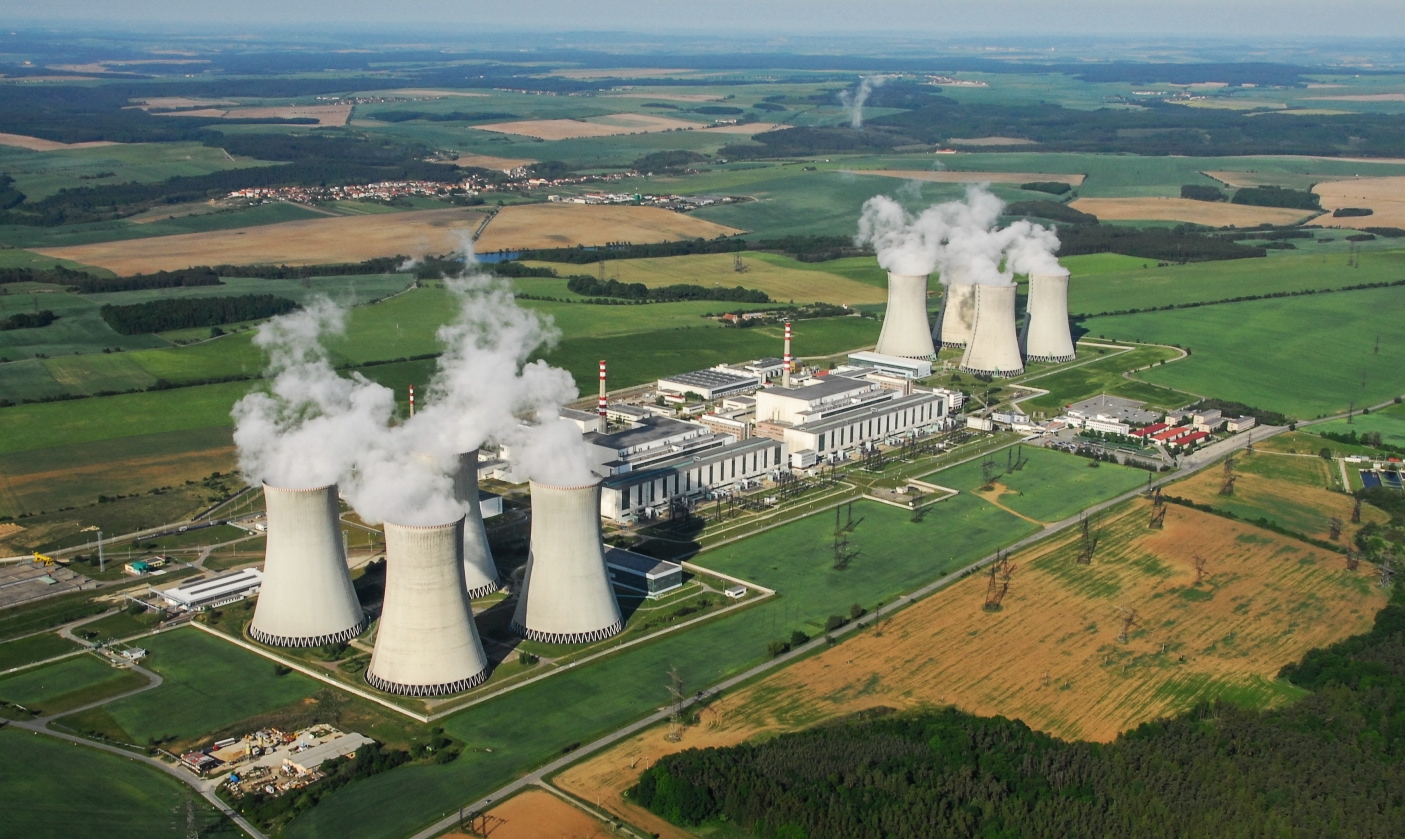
[1352,497,1362,524]
[733,252,748,273]
[1220,457,1237,496]
[1193,554,1208,585]
[1329,516,1344,541]
[1346,549,1361,572]
[1077,513,1099,565]
[665,666,686,742]
[1149,504,1167,529]
[984,552,1014,611]
[1116,607,1139,644]
[1381,557,1396,589]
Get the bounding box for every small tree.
[1319,447,1333,461]
[788,630,811,648]
[849,603,867,620]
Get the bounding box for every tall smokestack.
[598,359,608,418]
[366,518,491,696]
[936,282,976,349]
[511,480,622,644]
[783,321,793,388]
[250,484,367,647]
[875,272,936,359]
[960,284,1025,377]
[1022,272,1076,363]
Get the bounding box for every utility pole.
[97,530,105,573]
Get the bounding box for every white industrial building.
[960,284,1025,377]
[512,481,623,644]
[366,518,491,696]
[845,351,933,379]
[782,391,945,461]
[600,436,785,522]
[250,484,367,648]
[559,407,606,434]
[1022,272,1077,363]
[585,416,727,477]
[157,568,263,611]
[656,367,763,401]
[875,272,937,359]
[1066,394,1161,427]
[755,375,886,426]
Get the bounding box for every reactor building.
[935,280,976,349]
[365,518,491,696]
[1022,272,1076,364]
[511,480,623,644]
[959,284,1025,377]
[249,484,367,647]
[875,272,937,359]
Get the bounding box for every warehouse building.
[600,436,785,522]
[755,375,886,426]
[845,351,934,379]
[656,367,763,401]
[157,568,263,612]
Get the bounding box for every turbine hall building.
[599,435,784,522]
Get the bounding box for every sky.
[4,0,1405,40]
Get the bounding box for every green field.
[0,654,145,714]
[85,627,320,746]
[0,202,325,250]
[0,632,82,672]
[1310,400,1405,448]
[1018,344,1190,415]
[1085,286,1405,419]
[927,446,1151,524]
[0,727,234,839]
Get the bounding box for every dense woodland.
[99,294,298,334]
[633,581,1405,839]
[565,275,770,303]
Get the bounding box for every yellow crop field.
[843,170,1086,186]
[441,789,612,839]
[448,153,536,172]
[0,133,119,151]
[474,112,704,140]
[1070,197,1313,226]
[475,204,743,251]
[1314,176,1405,228]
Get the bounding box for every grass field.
[1310,400,1405,448]
[1084,285,1405,419]
[0,140,272,203]
[0,202,327,251]
[0,727,234,839]
[930,446,1151,524]
[0,632,82,672]
[1017,343,1190,415]
[0,654,147,714]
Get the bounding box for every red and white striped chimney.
[597,360,608,417]
[408,384,415,417]
[782,322,793,388]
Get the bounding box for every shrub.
[1333,207,1374,217]
[1181,184,1226,202]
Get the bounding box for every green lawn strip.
[0,632,83,671]
[1310,401,1405,448]
[0,654,143,713]
[927,446,1151,524]
[1085,285,1405,420]
[95,628,321,746]
[1017,344,1189,414]
[0,727,234,839]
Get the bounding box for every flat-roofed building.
[1066,394,1161,427]
[1226,416,1257,432]
[605,548,683,598]
[754,376,884,426]
[600,436,785,522]
[605,403,654,424]
[1192,409,1225,431]
[656,367,762,401]
[283,733,376,775]
[698,413,750,439]
[156,568,263,611]
[784,392,945,461]
[559,407,605,434]
[846,351,933,379]
[585,416,727,477]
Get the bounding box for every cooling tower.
[960,284,1025,377]
[875,272,936,359]
[1022,272,1076,363]
[366,518,490,696]
[510,480,622,644]
[449,450,501,599]
[936,281,976,349]
[250,484,367,647]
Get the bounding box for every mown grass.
[0,632,82,672]
[0,654,141,712]
[1019,344,1189,415]
[930,446,1150,524]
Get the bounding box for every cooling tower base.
[365,666,490,697]
[1025,353,1075,364]
[509,619,623,645]
[940,341,967,349]
[465,579,501,600]
[958,364,1025,378]
[249,617,368,649]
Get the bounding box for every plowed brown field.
[440,789,611,839]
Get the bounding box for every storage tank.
[366,518,491,696]
[874,272,936,359]
[250,484,367,647]
[511,480,622,644]
[936,281,976,349]
[1022,272,1076,363]
[959,284,1025,377]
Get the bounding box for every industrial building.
[283,732,375,775]
[845,351,933,379]
[936,282,976,348]
[1066,395,1161,427]
[585,416,728,477]
[512,481,623,644]
[754,375,885,426]
[1022,272,1077,363]
[960,284,1025,377]
[656,367,763,401]
[782,391,945,461]
[250,484,367,648]
[366,518,491,696]
[599,436,784,522]
[605,548,683,598]
[875,272,937,359]
[157,568,263,611]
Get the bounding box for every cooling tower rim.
[1029,270,1071,278]
[365,666,490,697]
[886,271,932,278]
[262,481,336,494]
[383,515,466,533]
[529,478,602,491]
[249,617,368,648]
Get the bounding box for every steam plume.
[838,75,887,129]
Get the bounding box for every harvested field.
[129,97,237,109]
[441,789,612,839]
[1069,197,1313,226]
[700,122,784,134]
[448,153,535,172]
[0,132,118,151]
[947,136,1039,146]
[474,112,704,140]
[560,502,1386,829]
[1307,93,1405,102]
[1313,176,1405,228]
[610,92,725,102]
[33,208,489,274]
[843,169,1086,186]
[366,88,487,98]
[553,68,700,79]
[1203,170,1341,189]
[157,104,352,126]
[476,203,743,251]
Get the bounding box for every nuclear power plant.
[875,272,937,359]
[249,484,368,647]
[936,281,976,349]
[1022,272,1076,363]
[365,518,491,696]
[960,284,1025,377]
[511,480,623,644]
[448,449,500,599]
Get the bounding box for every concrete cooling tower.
[1022,272,1076,363]
[875,272,937,359]
[511,480,623,644]
[365,518,491,696]
[959,284,1025,377]
[936,281,976,349]
[448,450,500,599]
[250,484,367,647]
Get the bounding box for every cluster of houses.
[972,394,1257,454]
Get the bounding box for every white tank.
[250,484,367,647]
[874,272,936,359]
[448,450,500,598]
[960,284,1025,377]
[511,480,622,644]
[366,518,491,696]
[1022,272,1076,363]
[936,282,976,348]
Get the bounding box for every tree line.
[565,275,770,303]
[99,294,298,334]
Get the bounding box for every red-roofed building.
[1152,427,1189,442]
[1132,422,1168,438]
[1174,430,1210,448]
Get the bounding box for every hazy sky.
[5,0,1405,40]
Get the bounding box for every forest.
[632,580,1405,839]
[565,275,770,303]
[99,294,298,334]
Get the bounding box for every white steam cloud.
[233,247,596,527]
[854,185,1068,285]
[838,75,887,129]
